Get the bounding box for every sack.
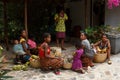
[50,47,61,57]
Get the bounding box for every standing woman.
[54,8,68,50]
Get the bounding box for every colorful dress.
[39,43,63,70]
[72,49,83,70]
[54,13,68,38]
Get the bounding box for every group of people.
[12,8,112,75]
[13,30,37,64]
[38,32,112,74]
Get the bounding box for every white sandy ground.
[1,44,120,80]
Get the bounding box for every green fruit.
[25,62,30,66]
[31,55,38,59]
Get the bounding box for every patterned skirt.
[40,58,64,70]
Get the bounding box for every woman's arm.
[93,41,101,47]
[54,14,59,23]
[107,39,111,54]
[21,41,31,55]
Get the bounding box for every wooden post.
[24,0,28,40]
[90,0,93,27]
[84,0,87,29]
[3,0,9,50]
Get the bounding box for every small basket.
[30,58,41,68]
[63,63,72,69]
[93,53,107,63]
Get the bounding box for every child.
[13,39,26,55]
[54,8,68,50]
[27,34,36,49]
[27,35,38,55]
[80,32,95,68]
[13,39,26,64]
[39,33,63,75]
[72,41,85,74]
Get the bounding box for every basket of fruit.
[30,55,41,68]
[63,58,72,69]
[93,47,107,63]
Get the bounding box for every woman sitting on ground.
[19,30,31,63]
[39,33,63,75]
[93,34,112,64]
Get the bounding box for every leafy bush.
[84,25,106,43]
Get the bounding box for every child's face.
[14,40,19,44]
[80,33,86,40]
[45,35,51,43]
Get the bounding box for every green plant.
[85,25,106,43]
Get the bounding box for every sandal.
[76,69,85,74]
[61,47,66,50]
[54,70,60,75]
[107,60,112,65]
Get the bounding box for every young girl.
[72,41,85,73]
[39,33,63,75]
[54,8,68,50]
[13,39,26,64]
[80,32,95,68]
[27,35,38,55]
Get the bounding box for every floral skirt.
[40,58,64,70]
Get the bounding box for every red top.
[39,43,50,58]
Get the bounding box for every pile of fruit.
[29,55,40,68]
[12,55,40,70]
[12,62,29,71]
[96,46,107,54]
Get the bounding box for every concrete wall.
[105,5,120,27]
[65,0,90,29]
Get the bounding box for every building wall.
[105,5,120,27]
[65,0,90,30]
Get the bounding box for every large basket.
[30,58,41,68]
[93,53,107,63]
[63,63,72,69]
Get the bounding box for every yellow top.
[20,38,26,43]
[54,13,68,32]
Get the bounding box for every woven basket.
[63,63,72,69]
[93,53,107,63]
[30,58,40,68]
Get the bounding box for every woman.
[39,33,63,75]
[54,8,68,50]
[94,34,112,64]
[19,30,31,63]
